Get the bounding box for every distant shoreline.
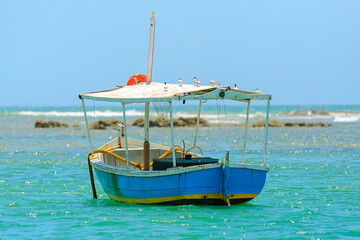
[34,119,333,129]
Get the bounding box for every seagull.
[234,84,238,90]
[255,88,262,94]
[210,80,217,86]
[193,77,201,87]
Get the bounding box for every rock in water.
[149,118,170,127]
[175,117,210,127]
[251,121,285,127]
[35,119,69,128]
[90,120,124,129]
[132,118,145,127]
[250,121,332,127]
[132,117,209,127]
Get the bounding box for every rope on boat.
[88,146,184,170]
[90,149,143,170]
[158,146,183,160]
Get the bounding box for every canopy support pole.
[193,100,202,154]
[81,98,97,199]
[122,103,130,168]
[169,101,176,168]
[81,99,93,154]
[143,102,150,170]
[242,100,250,164]
[263,99,270,165]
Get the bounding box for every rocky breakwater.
[90,120,124,130]
[250,121,332,127]
[132,117,210,127]
[35,119,69,128]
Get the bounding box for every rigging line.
[216,100,221,130]
[222,100,227,119]
[152,100,170,120]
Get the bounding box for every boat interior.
[91,134,219,171]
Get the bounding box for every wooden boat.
[79,13,272,205]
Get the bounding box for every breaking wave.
[17,109,144,117]
[11,108,360,123]
[331,113,360,122]
[280,110,360,123]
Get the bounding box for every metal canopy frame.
[80,96,272,169]
[79,86,271,104]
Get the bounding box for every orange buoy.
[127,74,147,86]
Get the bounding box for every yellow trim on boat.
[106,193,258,204]
[90,146,183,170]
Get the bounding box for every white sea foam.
[15,109,360,122]
[274,115,334,121]
[18,109,144,117]
[19,111,85,117]
[278,110,360,122]
[176,112,266,120]
[331,113,360,122]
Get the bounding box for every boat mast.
[146,12,155,85]
[144,102,150,171]
[143,12,155,170]
[169,101,176,167]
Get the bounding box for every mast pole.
[146,12,155,85]
[143,12,155,170]
[169,101,176,168]
[122,103,130,168]
[143,102,150,170]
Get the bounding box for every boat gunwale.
[90,157,269,177]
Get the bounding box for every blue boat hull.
[92,160,268,205]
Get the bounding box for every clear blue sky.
[1,0,359,106]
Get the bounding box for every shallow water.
[1,105,359,239]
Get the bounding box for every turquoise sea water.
[1,104,359,239]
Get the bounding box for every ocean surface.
[1,104,359,239]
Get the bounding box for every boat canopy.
[79,82,272,104]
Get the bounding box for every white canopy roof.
[79,82,271,103]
